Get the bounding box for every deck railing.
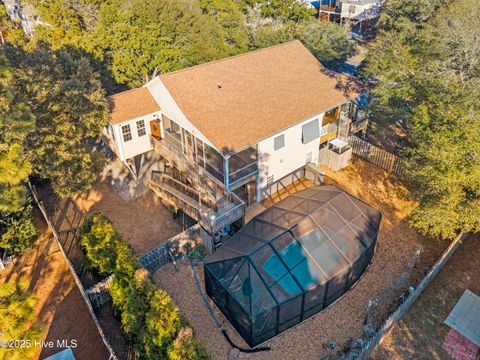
[229,162,259,189]
[150,136,245,233]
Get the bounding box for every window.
[348,5,356,14]
[301,119,320,144]
[274,134,285,150]
[267,175,274,186]
[136,120,146,137]
[122,124,132,142]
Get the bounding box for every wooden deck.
[149,137,245,234]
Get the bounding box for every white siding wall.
[256,113,325,200]
[109,112,160,161]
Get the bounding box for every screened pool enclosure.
[204,185,381,347]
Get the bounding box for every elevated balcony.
[320,122,338,144]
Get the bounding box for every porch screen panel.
[302,119,320,144]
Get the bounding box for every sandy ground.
[0,212,111,360]
[153,158,446,360]
[73,179,183,256]
[373,233,480,360]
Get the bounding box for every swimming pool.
[262,242,318,295]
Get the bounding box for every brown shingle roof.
[159,40,360,154]
[108,87,160,124]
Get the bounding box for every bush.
[0,205,37,255]
[144,288,182,358]
[168,328,210,360]
[110,269,182,359]
[80,213,138,276]
[81,213,207,359]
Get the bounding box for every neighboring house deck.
[312,0,382,35]
[105,40,369,237]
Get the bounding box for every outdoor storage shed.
[204,185,381,347]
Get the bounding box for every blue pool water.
[262,242,317,295]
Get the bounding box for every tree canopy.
[0,53,34,213]
[5,45,108,198]
[363,0,480,238]
[0,280,45,360]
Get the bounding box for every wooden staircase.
[149,137,245,235]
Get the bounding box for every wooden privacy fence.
[348,135,406,178]
[340,232,468,360]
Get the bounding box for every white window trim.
[122,124,132,142]
[136,120,146,137]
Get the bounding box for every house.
[106,40,367,234]
[314,0,382,35]
[2,0,43,36]
[339,0,382,35]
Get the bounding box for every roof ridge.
[159,40,303,78]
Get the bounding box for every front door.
[150,119,161,139]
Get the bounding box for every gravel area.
[153,159,447,360]
[73,179,183,256]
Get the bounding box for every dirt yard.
[153,158,447,360]
[73,179,183,256]
[0,212,111,360]
[373,233,480,360]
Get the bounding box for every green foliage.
[379,0,448,31]
[0,280,46,360]
[296,20,355,69]
[92,0,235,87]
[200,0,249,55]
[81,213,194,359]
[363,0,480,238]
[0,205,37,255]
[31,0,98,50]
[249,0,312,24]
[6,45,108,198]
[144,288,182,358]
[249,25,295,49]
[110,268,183,359]
[249,20,355,70]
[168,328,210,360]
[80,214,124,275]
[0,53,34,213]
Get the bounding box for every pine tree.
[0,280,45,360]
[6,45,108,198]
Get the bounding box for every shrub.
[168,328,210,360]
[80,213,132,275]
[0,205,37,255]
[111,269,182,359]
[144,288,182,358]
[81,213,206,359]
